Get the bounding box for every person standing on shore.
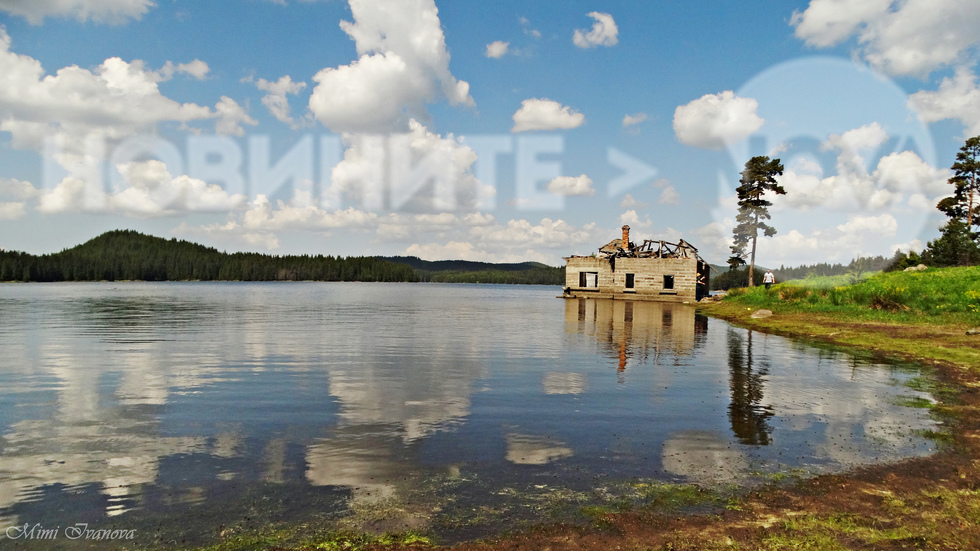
[763,269,775,290]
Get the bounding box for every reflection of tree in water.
[727,328,773,445]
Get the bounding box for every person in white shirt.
[763,269,775,290]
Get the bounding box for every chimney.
[621,225,630,250]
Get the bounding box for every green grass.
[724,266,980,325]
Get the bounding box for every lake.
[0,282,939,547]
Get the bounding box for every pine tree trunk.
[748,212,758,287]
[969,174,976,231]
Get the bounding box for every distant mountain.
[381,256,555,273]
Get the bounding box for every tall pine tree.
[730,156,785,287]
[931,136,980,266]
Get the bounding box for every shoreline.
[444,304,980,550]
[174,302,980,551]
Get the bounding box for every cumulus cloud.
[214,96,258,136]
[511,98,585,132]
[0,0,155,25]
[485,41,509,59]
[308,0,473,133]
[909,67,980,137]
[658,185,680,205]
[619,193,641,209]
[254,75,307,128]
[772,123,939,213]
[0,178,40,200]
[573,12,618,48]
[872,150,950,196]
[0,202,26,220]
[36,160,247,217]
[546,175,594,196]
[622,112,647,127]
[836,213,898,236]
[328,119,491,211]
[0,29,217,157]
[792,0,980,77]
[155,59,210,81]
[757,213,906,265]
[673,91,764,150]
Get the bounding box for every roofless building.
[561,225,710,302]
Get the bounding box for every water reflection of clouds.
[505,434,574,465]
[0,284,941,533]
[662,431,748,483]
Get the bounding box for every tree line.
[0,230,566,285]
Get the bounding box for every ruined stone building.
[562,225,710,302]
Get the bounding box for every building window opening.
[663,274,674,290]
[579,272,598,288]
[625,273,635,288]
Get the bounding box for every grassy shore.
[177,268,980,551]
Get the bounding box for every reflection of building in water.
[727,328,774,445]
[662,431,748,483]
[564,298,706,372]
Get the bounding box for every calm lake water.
[0,282,939,547]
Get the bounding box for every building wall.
[564,256,698,302]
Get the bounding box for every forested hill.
[379,256,564,285]
[381,256,551,273]
[0,231,567,284]
[0,230,419,282]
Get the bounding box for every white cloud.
[658,185,680,205]
[619,193,639,208]
[328,119,490,211]
[243,195,378,231]
[890,238,924,254]
[214,96,257,136]
[254,76,307,129]
[622,112,647,127]
[572,12,618,48]
[113,160,248,216]
[792,0,980,77]
[0,178,40,200]
[36,177,90,214]
[308,0,473,134]
[0,0,155,25]
[836,214,898,236]
[909,67,980,137]
[673,91,764,150]
[872,150,950,196]
[175,220,282,251]
[485,41,509,59]
[546,175,594,197]
[690,221,733,261]
[155,60,210,81]
[519,17,541,39]
[790,0,892,48]
[0,30,214,155]
[35,160,247,218]
[511,98,585,133]
[0,202,25,220]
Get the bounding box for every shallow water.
[0,282,939,547]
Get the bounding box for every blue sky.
[0,0,978,267]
